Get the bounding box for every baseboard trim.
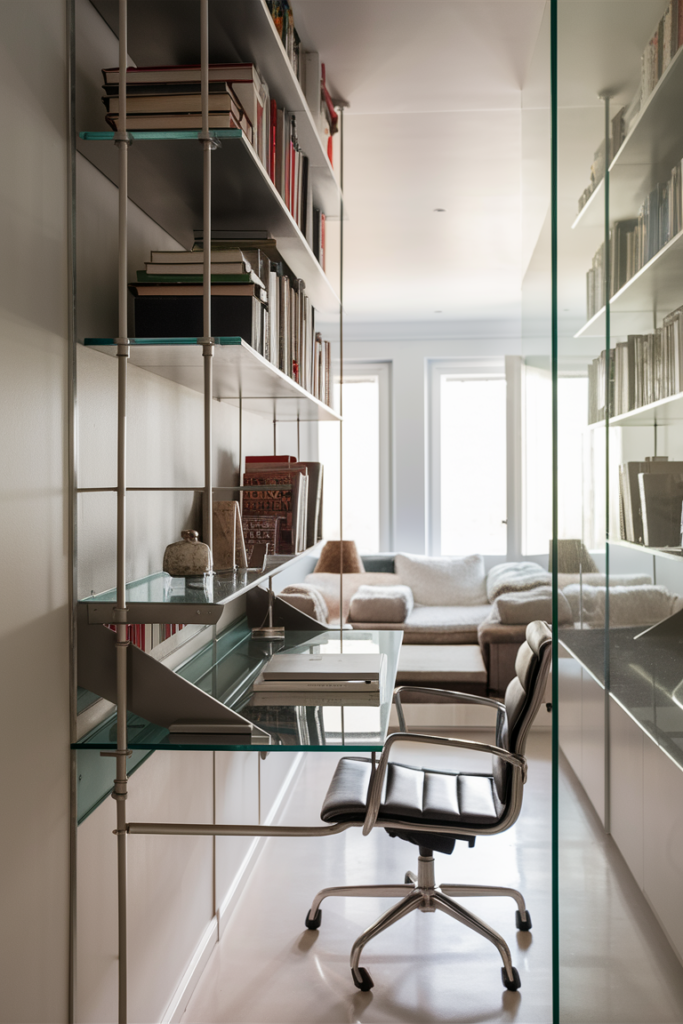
[162,751,305,1023]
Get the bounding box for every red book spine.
[269,99,277,182]
[245,455,296,464]
[290,142,295,213]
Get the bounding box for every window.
[429,362,507,556]
[522,366,588,555]
[318,363,392,553]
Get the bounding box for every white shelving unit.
[573,43,683,232]
[575,227,683,338]
[588,390,683,429]
[71,5,346,1020]
[609,538,683,560]
[84,337,340,421]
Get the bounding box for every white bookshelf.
[573,42,683,231]
[575,227,683,338]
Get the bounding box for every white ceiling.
[293,0,548,328]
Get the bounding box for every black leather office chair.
[304,620,552,993]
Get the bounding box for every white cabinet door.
[609,698,644,888]
[643,740,683,963]
[559,649,583,779]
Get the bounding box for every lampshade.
[548,538,598,574]
[314,540,364,574]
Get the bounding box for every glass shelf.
[83,337,339,423]
[73,629,402,753]
[77,129,339,314]
[79,548,319,625]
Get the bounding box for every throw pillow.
[486,561,551,603]
[304,572,401,623]
[279,584,329,623]
[394,553,487,606]
[348,584,414,623]
[495,585,572,625]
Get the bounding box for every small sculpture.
[163,530,213,577]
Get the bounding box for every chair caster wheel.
[502,966,521,991]
[352,967,374,991]
[305,908,322,930]
[516,909,532,931]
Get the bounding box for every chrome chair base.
[305,849,528,992]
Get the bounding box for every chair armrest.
[362,731,526,836]
[393,686,504,736]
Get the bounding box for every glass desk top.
[73,629,402,753]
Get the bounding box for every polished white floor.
[559,753,683,1023]
[182,731,683,1023]
[183,732,553,1023]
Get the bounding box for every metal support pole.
[198,0,217,552]
[339,105,345,631]
[113,3,131,1020]
[273,414,277,455]
[297,413,300,463]
[602,91,612,835]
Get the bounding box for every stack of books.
[251,650,385,707]
[128,230,332,404]
[193,231,330,398]
[587,303,683,422]
[241,455,323,557]
[101,63,261,151]
[129,245,269,347]
[101,63,329,254]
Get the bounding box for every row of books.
[241,455,324,557]
[129,230,332,406]
[267,1,303,83]
[640,0,683,105]
[587,303,683,423]
[619,458,683,548]
[585,159,683,319]
[578,1,683,214]
[100,63,329,263]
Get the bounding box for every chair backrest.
[493,620,552,803]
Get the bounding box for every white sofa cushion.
[494,585,572,625]
[304,572,400,622]
[279,584,328,623]
[348,584,414,624]
[394,553,487,606]
[404,604,491,633]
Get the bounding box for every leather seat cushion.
[320,757,503,828]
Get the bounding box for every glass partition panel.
[556,0,683,1019]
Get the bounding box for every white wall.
[0,3,71,1021]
